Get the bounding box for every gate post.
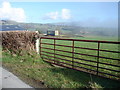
[35,31,40,54]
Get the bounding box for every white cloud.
[43,8,71,20]
[43,11,59,20]
[61,9,71,19]
[0,1,26,22]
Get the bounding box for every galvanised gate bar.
[40,37,120,81]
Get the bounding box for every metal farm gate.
[40,37,120,81]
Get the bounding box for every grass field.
[41,36,119,80]
[2,36,120,88]
[70,36,118,41]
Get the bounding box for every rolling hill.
[0,20,118,37]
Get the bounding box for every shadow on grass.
[49,67,120,88]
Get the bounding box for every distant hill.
[0,20,118,37]
[0,20,18,25]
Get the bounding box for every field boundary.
[40,37,120,81]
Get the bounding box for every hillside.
[0,20,118,37]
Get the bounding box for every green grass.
[2,36,120,88]
[41,36,119,80]
[70,36,118,41]
[2,50,120,88]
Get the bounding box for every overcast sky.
[0,1,118,28]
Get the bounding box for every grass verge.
[2,50,120,88]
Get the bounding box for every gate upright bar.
[54,39,56,64]
[72,40,75,68]
[97,42,100,75]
